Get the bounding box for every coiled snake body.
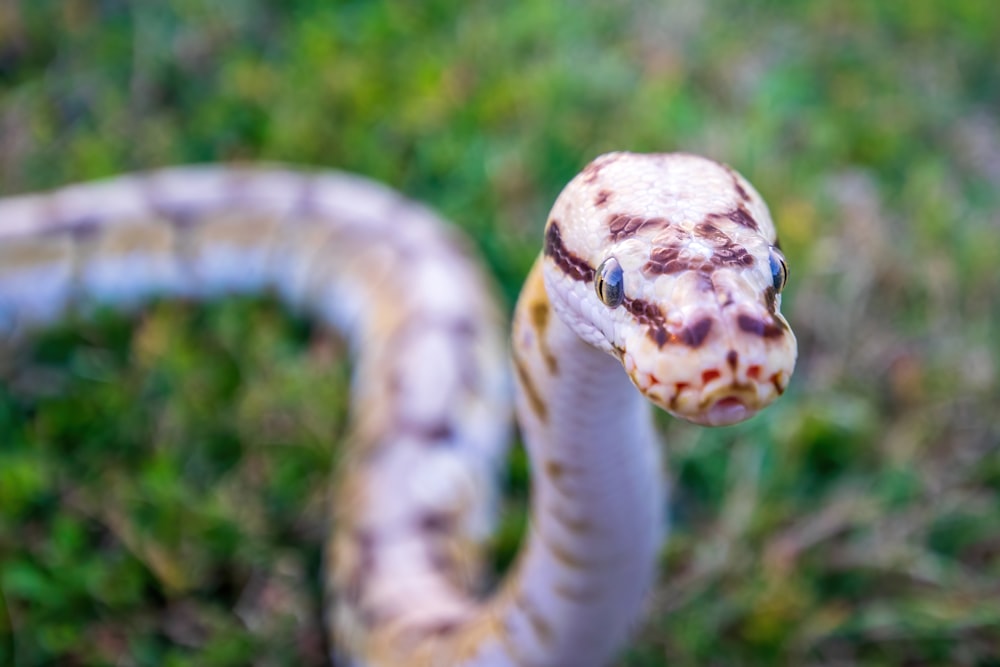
[0,152,796,666]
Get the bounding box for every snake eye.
[768,248,788,293]
[595,257,624,308]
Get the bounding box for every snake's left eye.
[595,257,624,308]
[768,248,788,293]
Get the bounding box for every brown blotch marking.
[513,352,548,422]
[530,299,549,334]
[594,189,612,208]
[529,298,558,374]
[545,459,566,481]
[40,215,104,241]
[552,580,598,603]
[415,420,454,444]
[581,154,618,183]
[724,205,759,232]
[747,364,762,380]
[545,460,575,498]
[726,349,739,370]
[515,591,554,645]
[342,529,377,606]
[737,313,785,338]
[678,317,713,348]
[418,511,454,534]
[549,502,593,534]
[702,369,721,385]
[155,202,203,229]
[447,315,478,338]
[422,619,463,637]
[582,162,602,183]
[544,221,594,283]
[540,531,590,570]
[770,372,786,394]
[608,213,668,242]
[426,543,459,578]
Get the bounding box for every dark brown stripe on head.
[735,182,750,201]
[608,213,668,242]
[709,205,759,232]
[544,221,594,282]
[724,164,752,202]
[737,313,785,338]
[623,297,669,347]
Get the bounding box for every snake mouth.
[703,396,754,426]
[622,351,785,426]
[623,356,767,426]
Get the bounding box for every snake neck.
[492,257,665,665]
[344,257,665,667]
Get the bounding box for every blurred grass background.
[1,1,998,665]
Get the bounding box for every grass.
[1,1,999,665]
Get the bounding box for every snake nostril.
[701,369,721,384]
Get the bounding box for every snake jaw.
[621,343,790,426]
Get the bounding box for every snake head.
[542,152,797,426]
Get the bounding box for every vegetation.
[1,1,998,665]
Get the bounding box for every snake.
[0,152,797,666]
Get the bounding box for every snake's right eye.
[768,247,788,293]
[595,257,624,308]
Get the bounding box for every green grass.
[1,1,999,665]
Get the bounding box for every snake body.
[0,153,796,666]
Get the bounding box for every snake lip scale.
[0,152,796,666]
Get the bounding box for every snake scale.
[0,152,797,666]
